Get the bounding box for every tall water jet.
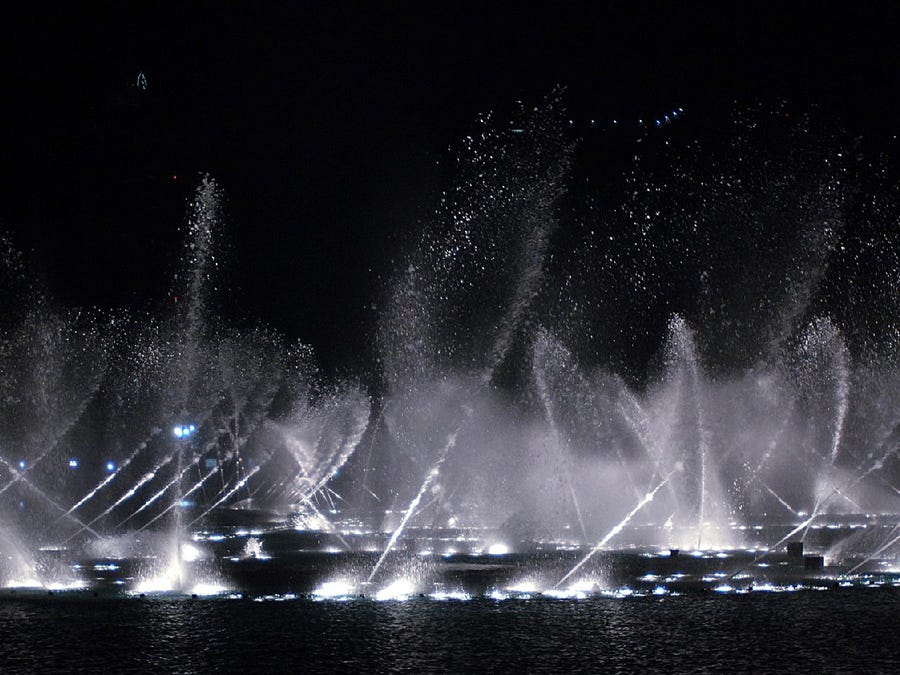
[169,175,224,588]
[650,316,726,548]
[795,318,851,466]
[532,329,589,543]
[369,95,574,581]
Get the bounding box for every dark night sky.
[1,3,899,374]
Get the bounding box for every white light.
[68,459,79,469]
[569,579,596,593]
[508,580,539,594]
[17,460,25,470]
[543,588,586,599]
[105,461,116,472]
[46,580,88,591]
[132,573,177,595]
[604,587,634,598]
[430,589,471,601]
[173,426,183,438]
[189,581,230,596]
[375,578,415,601]
[181,543,203,562]
[313,580,355,599]
[487,543,510,555]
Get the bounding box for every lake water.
[2,589,898,673]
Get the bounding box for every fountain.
[0,176,371,593]
[0,97,897,599]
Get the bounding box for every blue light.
[178,499,195,508]
[105,461,116,473]
[655,120,662,127]
[175,423,196,438]
[672,110,679,118]
[17,460,25,470]
[68,458,79,469]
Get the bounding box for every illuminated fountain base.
[2,512,897,600]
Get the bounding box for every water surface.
[2,589,897,673]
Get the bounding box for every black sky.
[1,3,899,374]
